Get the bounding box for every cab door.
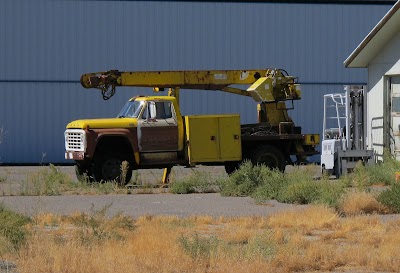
[137,100,179,152]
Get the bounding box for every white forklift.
[321,86,374,177]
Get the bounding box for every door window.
[141,101,174,120]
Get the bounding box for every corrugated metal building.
[0,0,394,164]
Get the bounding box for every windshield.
[117,100,144,118]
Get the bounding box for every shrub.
[220,161,269,197]
[277,180,321,204]
[0,203,30,253]
[316,179,348,208]
[378,183,400,213]
[251,169,287,202]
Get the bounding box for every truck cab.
[65,96,185,183]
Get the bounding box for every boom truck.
[64,69,319,184]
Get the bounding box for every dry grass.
[0,205,397,273]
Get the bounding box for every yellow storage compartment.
[185,114,242,164]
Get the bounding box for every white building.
[345,0,400,160]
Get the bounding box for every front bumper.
[65,151,85,160]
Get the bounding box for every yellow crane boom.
[80,69,301,104]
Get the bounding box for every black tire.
[75,162,94,182]
[93,153,133,185]
[250,145,286,172]
[224,161,240,175]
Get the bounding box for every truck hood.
[66,118,138,129]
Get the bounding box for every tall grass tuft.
[17,164,131,196]
[20,164,73,196]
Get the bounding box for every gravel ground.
[0,165,306,218]
[0,193,305,218]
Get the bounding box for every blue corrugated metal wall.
[0,0,391,163]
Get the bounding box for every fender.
[85,127,140,165]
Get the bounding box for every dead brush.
[119,160,130,186]
[339,191,388,216]
[267,205,339,230]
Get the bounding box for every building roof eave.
[344,0,400,68]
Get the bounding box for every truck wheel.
[75,164,94,182]
[93,153,133,185]
[224,161,240,175]
[250,145,286,172]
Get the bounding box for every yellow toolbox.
[185,114,242,164]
